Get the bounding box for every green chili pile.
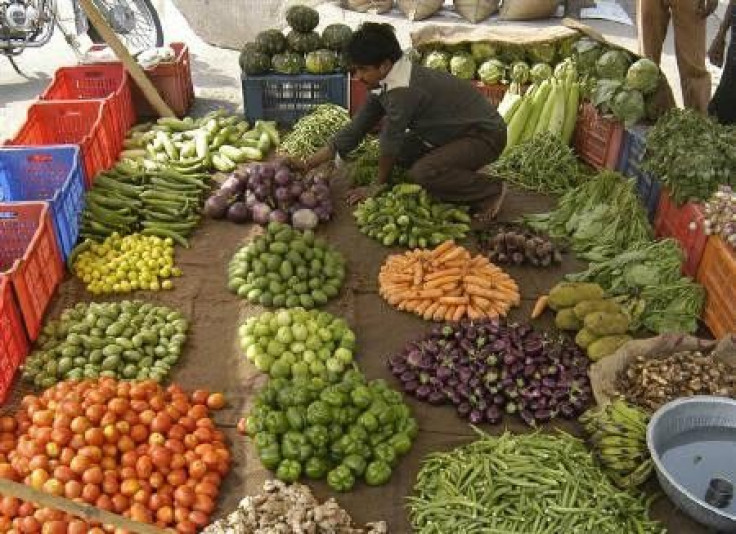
[408,430,664,534]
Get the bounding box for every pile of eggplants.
[388,319,592,426]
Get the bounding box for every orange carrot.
[451,305,466,322]
[439,296,469,305]
[531,296,548,319]
[424,275,461,288]
[423,302,441,321]
[433,305,448,321]
[431,240,456,258]
[424,268,462,281]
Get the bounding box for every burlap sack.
[499,0,559,20]
[589,333,736,408]
[342,0,394,14]
[397,0,444,21]
[453,0,500,23]
[411,23,577,48]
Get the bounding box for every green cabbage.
[423,50,450,72]
[596,49,631,81]
[450,53,477,80]
[625,58,660,94]
[527,42,556,64]
[477,59,506,84]
[611,88,645,126]
[530,63,553,83]
[592,79,623,112]
[572,37,603,75]
[510,61,530,85]
[470,41,498,63]
[557,35,580,60]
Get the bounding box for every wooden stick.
[77,0,175,118]
[0,479,167,533]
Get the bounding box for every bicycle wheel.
[87,0,163,53]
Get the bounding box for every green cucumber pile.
[227,222,346,308]
[245,369,417,491]
[239,308,356,380]
[354,184,471,248]
[22,300,188,388]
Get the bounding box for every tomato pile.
[0,378,229,533]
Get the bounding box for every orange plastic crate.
[0,277,28,404]
[0,202,63,342]
[472,81,508,108]
[40,63,136,155]
[131,42,194,118]
[696,236,736,338]
[654,188,707,278]
[6,101,115,189]
[573,101,624,170]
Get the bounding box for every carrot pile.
[378,241,521,321]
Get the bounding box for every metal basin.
[647,396,736,532]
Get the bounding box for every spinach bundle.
[523,171,652,262]
[567,240,704,334]
[643,109,736,205]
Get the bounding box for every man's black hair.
[344,22,403,67]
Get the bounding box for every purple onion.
[274,168,291,185]
[404,380,419,394]
[485,405,502,424]
[428,391,446,405]
[457,402,471,417]
[416,385,431,400]
[469,410,485,424]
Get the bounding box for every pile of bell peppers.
[246,368,417,491]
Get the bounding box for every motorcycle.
[0,0,163,73]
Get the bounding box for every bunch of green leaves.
[349,140,410,187]
[280,104,374,159]
[566,239,704,333]
[523,171,652,261]
[643,108,736,205]
[489,132,586,195]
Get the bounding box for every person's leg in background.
[407,129,507,225]
[671,0,712,112]
[637,0,671,64]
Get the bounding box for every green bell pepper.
[400,418,419,439]
[328,423,344,442]
[265,411,289,435]
[258,443,281,470]
[292,384,312,406]
[365,460,392,486]
[373,443,397,466]
[276,459,302,482]
[286,406,307,431]
[281,431,309,460]
[350,385,373,408]
[358,412,379,432]
[342,368,365,387]
[304,456,330,480]
[277,386,295,409]
[389,433,412,456]
[305,424,330,449]
[320,386,348,407]
[307,400,333,426]
[327,465,355,492]
[254,431,277,450]
[343,454,367,477]
[382,389,404,405]
[245,414,265,436]
[348,425,369,443]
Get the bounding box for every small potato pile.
[0,379,228,533]
[378,241,520,321]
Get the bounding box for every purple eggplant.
[415,385,432,401]
[469,409,485,424]
[403,380,419,394]
[457,402,472,417]
[428,390,446,405]
[400,370,417,383]
[520,409,536,427]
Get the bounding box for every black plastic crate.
[241,73,348,127]
[617,125,661,222]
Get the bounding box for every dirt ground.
[3,168,707,532]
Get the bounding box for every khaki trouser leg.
[407,129,506,208]
[671,1,711,113]
[637,0,670,63]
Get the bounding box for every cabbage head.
[404,47,423,64]
[477,59,506,84]
[530,63,553,83]
[625,58,660,94]
[596,49,631,81]
[450,53,477,80]
[510,61,530,84]
[572,37,603,74]
[527,42,556,64]
[470,41,498,63]
[611,88,645,126]
[423,50,450,72]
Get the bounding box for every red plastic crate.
[40,63,136,155]
[573,101,624,170]
[131,43,194,118]
[6,101,115,189]
[697,236,736,338]
[0,202,63,342]
[654,188,708,278]
[0,277,28,404]
[472,81,508,108]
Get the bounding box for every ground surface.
[0,1,725,531]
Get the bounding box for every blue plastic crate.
[241,73,348,127]
[617,125,661,222]
[0,145,85,263]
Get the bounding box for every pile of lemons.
[72,233,182,294]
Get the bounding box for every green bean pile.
[408,430,664,534]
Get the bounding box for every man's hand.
[697,0,719,17]
[345,184,382,206]
[709,35,726,67]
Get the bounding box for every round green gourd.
[286,4,319,32]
